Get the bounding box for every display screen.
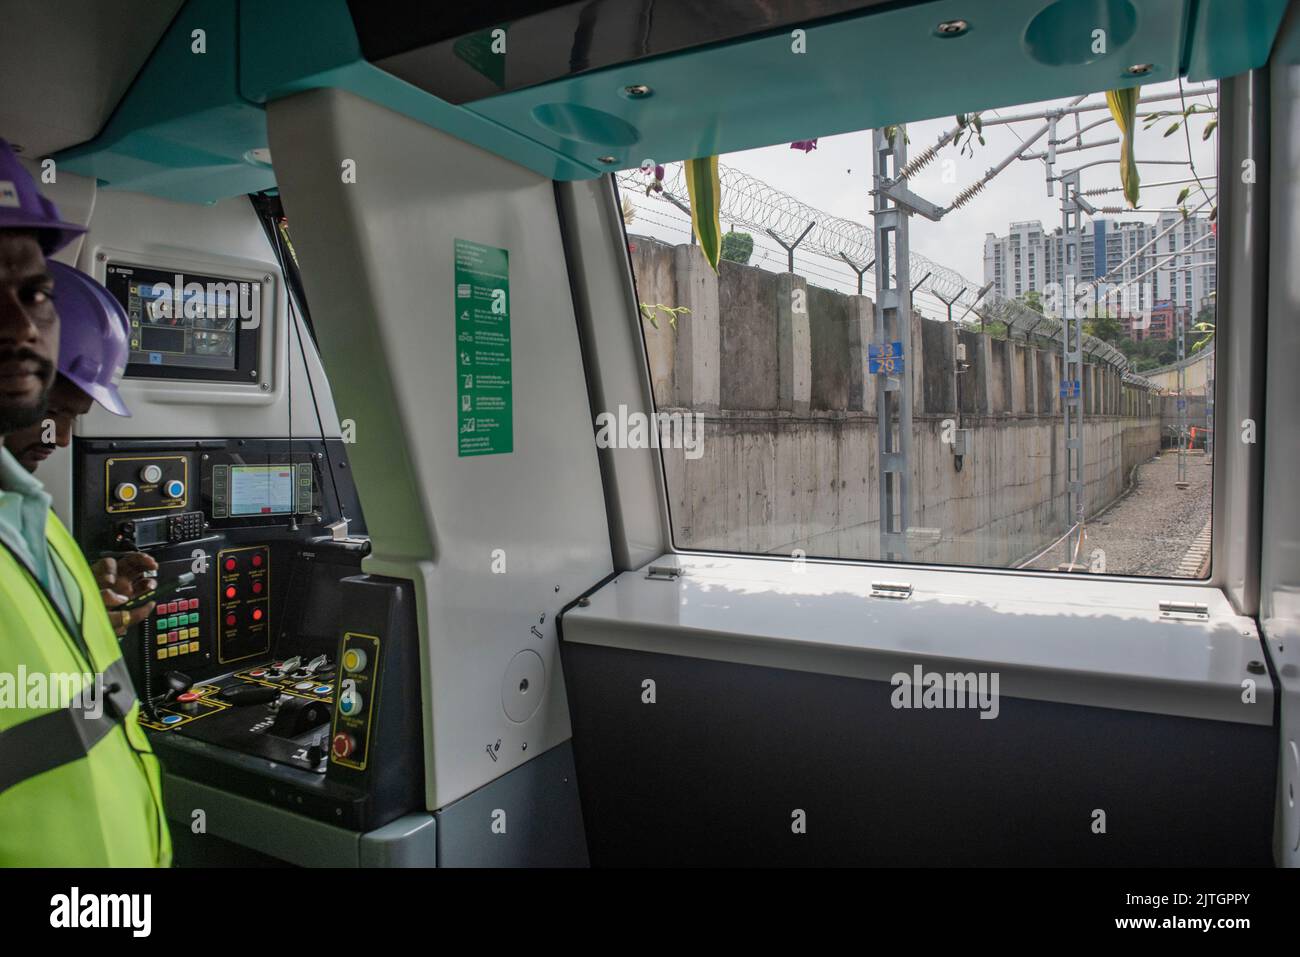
[104,263,259,379]
[229,466,295,516]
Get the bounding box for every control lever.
[220,685,282,707]
[272,655,302,678]
[302,654,329,676]
[150,670,193,710]
[270,697,332,737]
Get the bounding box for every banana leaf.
[1105,87,1141,207]
[684,155,722,272]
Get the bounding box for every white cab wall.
[267,88,613,810]
[75,187,341,440]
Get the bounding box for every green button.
[166,616,179,629]
[187,612,199,625]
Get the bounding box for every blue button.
[314,685,332,695]
[161,715,183,725]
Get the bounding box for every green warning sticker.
[454,239,512,456]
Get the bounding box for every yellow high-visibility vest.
[0,508,171,866]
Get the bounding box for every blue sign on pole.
[1058,379,1080,398]
[868,341,905,375]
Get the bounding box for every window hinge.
[1159,600,1209,622]
[871,581,913,600]
[646,563,684,581]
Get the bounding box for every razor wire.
[617,162,1156,389]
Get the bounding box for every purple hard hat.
[0,139,86,254]
[48,261,132,417]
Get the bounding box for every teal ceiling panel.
[1185,0,1292,81]
[465,0,1207,171]
[57,0,275,204]
[50,0,1291,203]
[239,0,600,181]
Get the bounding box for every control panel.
[331,633,381,769]
[74,436,426,833]
[151,592,206,665]
[217,545,271,663]
[105,454,188,514]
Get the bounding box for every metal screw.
[936,19,969,36]
[250,370,258,379]
[1247,660,1266,674]
[597,155,618,165]
[263,274,272,282]
[1126,63,1153,75]
[96,251,106,262]
[260,383,270,391]
[623,84,652,98]
[577,596,591,607]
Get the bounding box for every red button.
[249,669,267,678]
[167,601,178,614]
[177,692,199,703]
[224,585,236,599]
[187,598,199,611]
[251,608,264,622]
[225,614,236,627]
[167,630,179,642]
[331,733,354,758]
[251,554,263,567]
[224,557,236,571]
[252,581,263,594]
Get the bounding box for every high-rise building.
[983,220,1047,300]
[983,214,1215,320]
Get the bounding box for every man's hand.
[93,553,159,637]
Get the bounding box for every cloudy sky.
[621,78,1218,318]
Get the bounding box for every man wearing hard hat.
[4,259,160,637]
[0,139,171,866]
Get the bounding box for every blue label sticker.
[149,353,163,365]
[868,341,905,374]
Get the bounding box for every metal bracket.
[326,517,350,541]
[646,563,685,582]
[877,179,945,221]
[871,581,914,600]
[1159,600,1209,622]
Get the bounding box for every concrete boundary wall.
[627,236,1162,565]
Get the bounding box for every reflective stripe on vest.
[0,657,138,795]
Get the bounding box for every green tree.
[1018,290,1045,315]
[720,231,754,265]
[1085,312,1124,344]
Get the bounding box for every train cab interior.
[2,0,1299,869]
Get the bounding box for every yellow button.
[343,648,368,673]
[156,649,166,660]
[188,641,199,653]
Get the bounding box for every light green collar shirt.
[0,445,82,627]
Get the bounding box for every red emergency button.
[332,733,355,759]
[252,581,263,594]
[224,557,237,571]
[251,607,264,622]
[251,554,263,567]
[224,585,237,599]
